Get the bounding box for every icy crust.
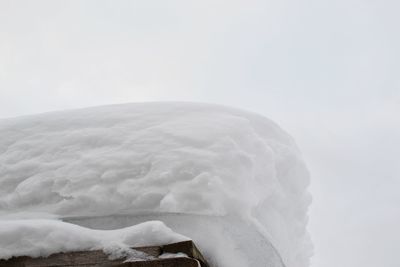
[0,102,311,267]
[0,219,188,260]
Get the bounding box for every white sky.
[1,1,399,266]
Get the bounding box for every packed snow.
[66,213,286,267]
[0,102,312,267]
[0,219,187,260]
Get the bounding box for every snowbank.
[0,102,311,267]
[0,219,187,260]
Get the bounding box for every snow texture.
[0,219,187,260]
[0,102,311,267]
[66,213,286,267]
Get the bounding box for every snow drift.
[0,102,312,267]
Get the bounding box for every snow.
[66,213,286,267]
[158,252,188,259]
[0,102,312,267]
[0,219,187,260]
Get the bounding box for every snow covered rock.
[0,102,312,267]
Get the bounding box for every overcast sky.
[1,1,399,266]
